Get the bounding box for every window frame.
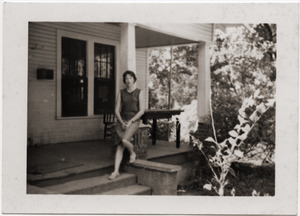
[61,37,88,117]
[93,43,116,114]
[56,29,120,119]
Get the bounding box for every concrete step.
[42,173,137,194]
[27,184,56,194]
[100,184,151,195]
[29,165,114,187]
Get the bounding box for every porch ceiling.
[135,27,196,48]
[215,23,252,33]
[106,23,202,48]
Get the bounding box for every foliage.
[148,24,276,196]
[184,24,277,196]
[148,25,276,152]
[178,160,275,196]
[192,90,275,196]
[148,45,198,109]
[210,24,276,153]
[148,45,199,140]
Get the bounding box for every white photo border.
[2,2,298,215]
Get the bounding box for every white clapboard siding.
[28,22,120,145]
[136,48,149,109]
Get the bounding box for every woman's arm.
[129,89,145,123]
[114,91,126,128]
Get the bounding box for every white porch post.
[118,23,136,90]
[197,41,211,123]
[120,23,136,73]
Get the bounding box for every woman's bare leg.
[113,145,125,174]
[121,139,134,154]
[122,139,136,163]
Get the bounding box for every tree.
[148,45,199,140]
[148,45,198,110]
[148,48,171,109]
[189,24,277,196]
[210,24,276,158]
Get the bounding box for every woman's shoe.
[129,152,136,164]
[108,172,120,180]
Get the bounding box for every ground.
[178,161,275,196]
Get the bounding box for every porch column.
[197,41,211,123]
[120,23,136,74]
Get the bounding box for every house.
[28,22,223,145]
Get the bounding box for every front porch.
[27,22,213,146]
[27,138,196,195]
[26,22,213,195]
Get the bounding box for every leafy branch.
[192,90,275,196]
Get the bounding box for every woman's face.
[125,74,135,87]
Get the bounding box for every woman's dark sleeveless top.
[120,88,141,121]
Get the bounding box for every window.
[57,30,118,118]
[94,43,115,114]
[61,37,87,117]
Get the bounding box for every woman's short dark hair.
[123,70,137,84]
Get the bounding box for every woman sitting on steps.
[108,70,145,180]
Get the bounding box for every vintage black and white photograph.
[2,2,298,215]
[26,22,276,197]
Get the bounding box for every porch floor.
[27,139,192,182]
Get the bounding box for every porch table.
[141,109,183,148]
